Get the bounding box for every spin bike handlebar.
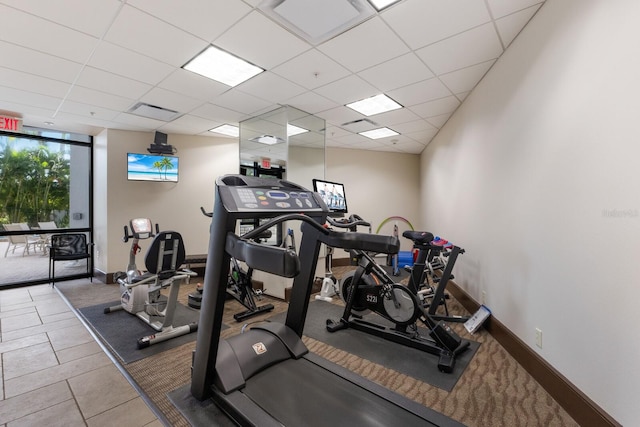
[325,214,371,230]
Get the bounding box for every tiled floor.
[0,284,163,426]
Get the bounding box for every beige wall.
[326,146,422,255]
[93,129,238,275]
[419,0,639,424]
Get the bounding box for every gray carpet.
[269,300,479,391]
[78,300,201,364]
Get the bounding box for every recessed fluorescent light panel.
[368,0,401,11]
[258,0,376,45]
[209,124,239,137]
[287,124,309,136]
[346,94,402,116]
[359,127,399,139]
[183,46,264,87]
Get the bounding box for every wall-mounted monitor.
[313,178,348,214]
[127,153,179,182]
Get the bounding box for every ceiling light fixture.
[258,0,376,45]
[359,127,399,139]
[209,124,240,137]
[183,45,264,87]
[346,94,403,116]
[367,0,401,11]
[287,124,309,136]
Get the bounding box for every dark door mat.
[78,300,207,364]
[269,300,479,391]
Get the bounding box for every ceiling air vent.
[128,102,182,122]
[340,118,377,133]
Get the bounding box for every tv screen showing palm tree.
[127,153,179,182]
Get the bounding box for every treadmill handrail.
[225,233,300,278]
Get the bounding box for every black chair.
[49,233,93,286]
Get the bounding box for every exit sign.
[261,158,271,169]
[0,115,22,132]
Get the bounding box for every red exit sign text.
[0,116,22,131]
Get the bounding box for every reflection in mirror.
[238,106,326,300]
[239,105,325,189]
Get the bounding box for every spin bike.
[197,207,275,321]
[402,231,469,323]
[325,215,470,373]
[104,218,197,348]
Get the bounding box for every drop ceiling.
[0,0,545,154]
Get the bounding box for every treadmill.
[191,175,465,427]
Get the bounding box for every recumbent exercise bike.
[104,218,197,348]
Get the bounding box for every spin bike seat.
[402,230,434,245]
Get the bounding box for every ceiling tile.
[159,69,230,101]
[283,91,339,115]
[315,106,365,127]
[409,96,460,119]
[138,87,204,114]
[214,11,310,69]
[0,87,61,111]
[104,5,207,67]
[380,0,492,49]
[313,75,376,105]
[57,99,120,121]
[157,113,218,135]
[394,140,428,154]
[495,4,542,47]
[0,0,123,38]
[77,67,153,100]
[190,103,247,124]
[426,112,454,128]
[209,89,274,116]
[0,42,82,83]
[318,17,410,72]
[127,0,252,42]
[67,86,133,111]
[486,0,543,19]
[0,67,69,98]
[372,107,421,126]
[416,23,504,75]
[237,72,307,103]
[88,42,175,85]
[392,119,437,134]
[271,49,351,90]
[406,127,438,143]
[0,4,98,63]
[387,78,452,107]
[358,53,435,93]
[439,59,495,94]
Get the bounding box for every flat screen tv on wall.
[312,178,347,214]
[127,153,179,182]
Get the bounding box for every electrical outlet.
[535,328,543,348]
[481,290,486,305]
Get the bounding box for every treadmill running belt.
[242,358,440,427]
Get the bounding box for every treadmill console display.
[230,187,320,212]
[217,175,327,215]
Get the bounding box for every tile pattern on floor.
[0,284,162,426]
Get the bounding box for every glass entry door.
[0,128,92,288]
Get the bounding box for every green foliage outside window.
[0,140,70,227]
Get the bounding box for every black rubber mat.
[269,300,479,391]
[78,300,206,364]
